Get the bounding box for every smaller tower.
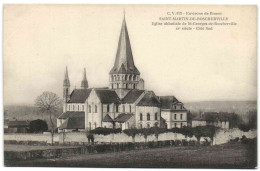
[81,68,88,89]
[63,66,70,103]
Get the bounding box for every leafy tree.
[123,128,140,143]
[29,119,48,133]
[35,91,62,145]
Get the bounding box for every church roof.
[114,113,134,123]
[121,89,145,104]
[95,89,120,104]
[159,96,181,109]
[102,114,113,122]
[59,117,85,130]
[109,17,140,75]
[58,111,85,119]
[68,89,92,103]
[137,91,161,107]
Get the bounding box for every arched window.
[117,83,119,88]
[147,123,150,128]
[95,105,97,113]
[89,122,91,130]
[174,114,177,120]
[88,105,91,113]
[180,114,183,120]
[154,122,158,127]
[116,104,119,112]
[73,105,75,111]
[129,105,131,113]
[155,113,158,120]
[126,84,128,89]
[140,113,143,121]
[82,105,84,111]
[147,113,150,121]
[133,75,136,81]
[68,105,70,111]
[107,104,110,112]
[125,75,127,80]
[122,105,125,112]
[133,84,136,89]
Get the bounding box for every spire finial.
[63,66,70,86]
[81,67,88,89]
[123,9,125,20]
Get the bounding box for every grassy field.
[4,144,77,152]
[5,142,256,168]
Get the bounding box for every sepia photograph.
[3,4,257,168]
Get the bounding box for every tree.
[35,91,62,145]
[123,128,140,143]
[29,119,48,133]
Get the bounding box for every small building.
[159,96,188,129]
[191,112,229,129]
[6,120,30,133]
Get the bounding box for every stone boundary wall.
[4,140,206,161]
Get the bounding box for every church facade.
[57,16,188,132]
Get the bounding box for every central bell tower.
[109,13,143,99]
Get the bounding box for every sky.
[4,5,257,105]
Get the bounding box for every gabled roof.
[8,120,30,128]
[137,91,161,107]
[59,117,85,129]
[68,88,92,103]
[109,17,140,75]
[114,113,134,123]
[95,89,120,104]
[159,96,181,109]
[58,111,85,119]
[121,89,145,104]
[103,114,114,122]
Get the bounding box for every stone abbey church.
[57,16,188,132]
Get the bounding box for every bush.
[28,119,48,133]
[90,127,121,135]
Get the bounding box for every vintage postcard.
[3,4,257,168]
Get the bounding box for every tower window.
[174,114,177,120]
[122,105,125,112]
[107,104,110,112]
[180,114,183,120]
[116,104,119,112]
[140,113,143,121]
[88,105,91,113]
[155,113,158,120]
[147,113,150,121]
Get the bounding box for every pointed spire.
[63,66,70,86]
[109,11,140,75]
[81,68,88,89]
